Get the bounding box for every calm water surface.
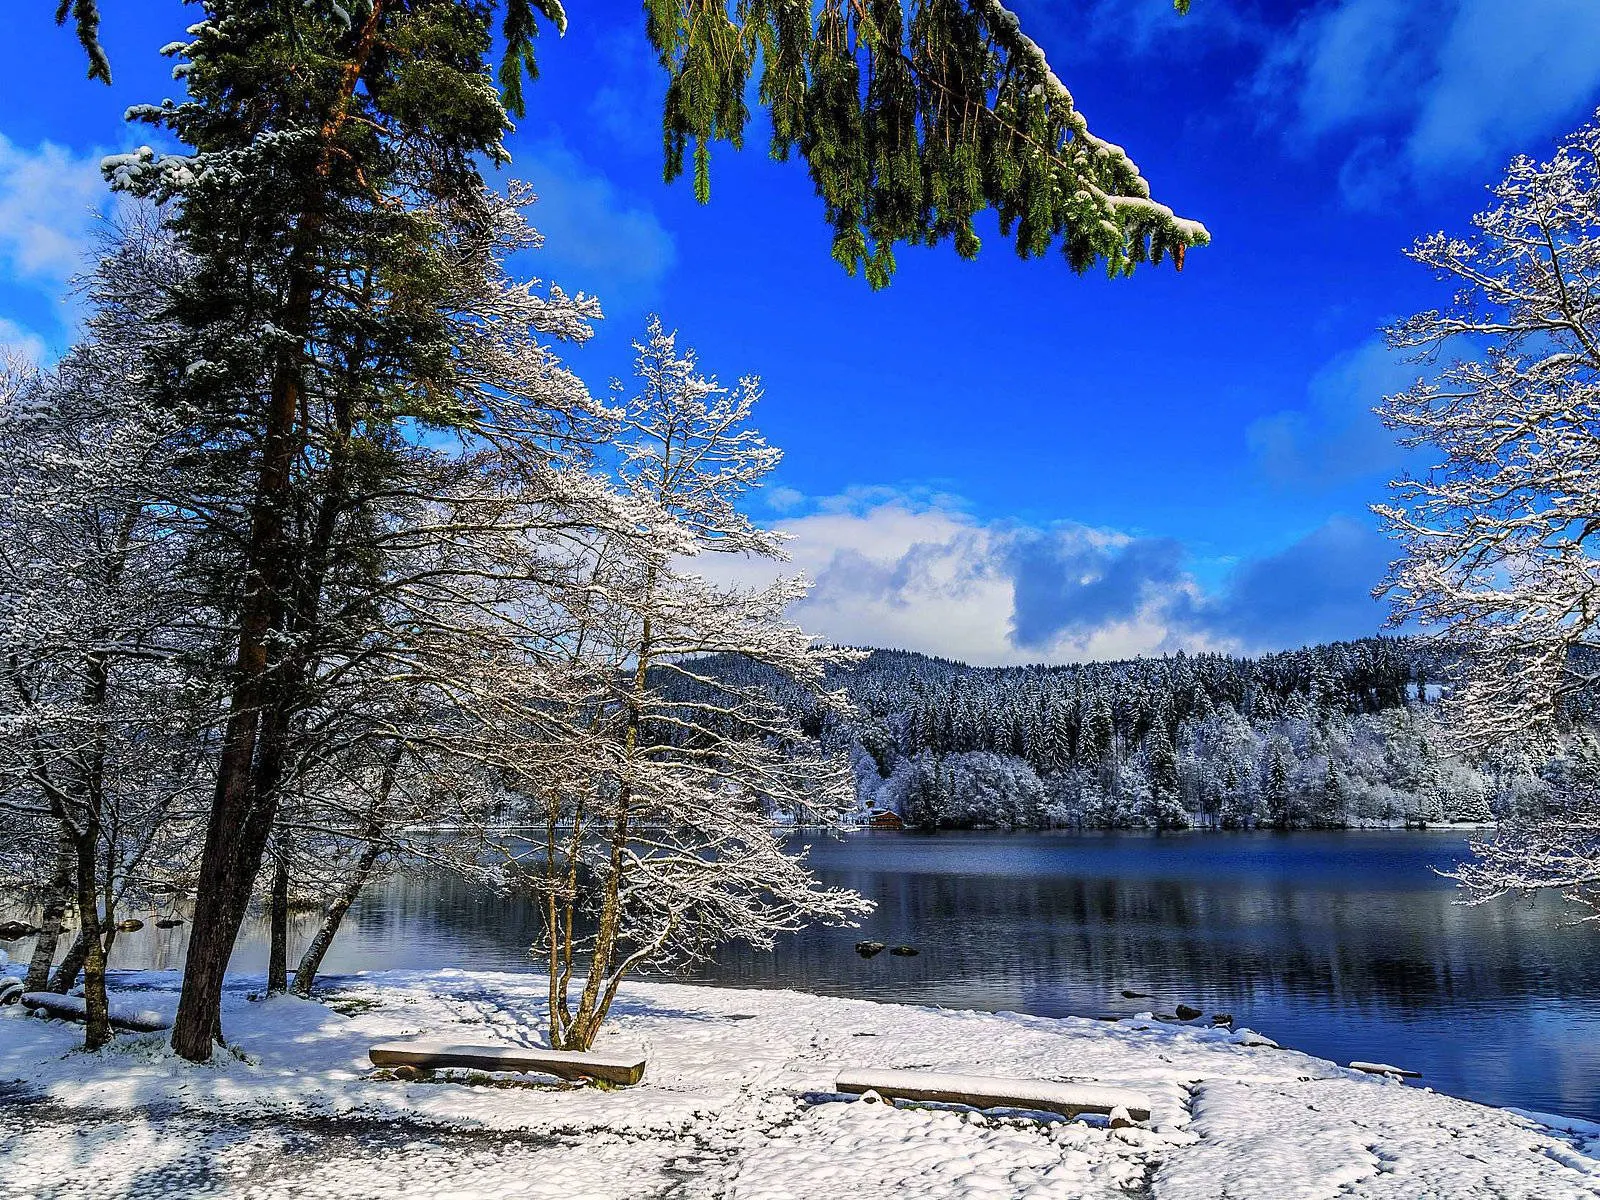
[27,829,1600,1119]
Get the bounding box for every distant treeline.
[672,638,1600,831]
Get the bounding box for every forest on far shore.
[693,638,1600,832]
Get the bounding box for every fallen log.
[1349,1060,1422,1079]
[835,1067,1153,1122]
[368,1039,646,1085]
[21,991,170,1033]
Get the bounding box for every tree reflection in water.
[40,829,1600,1119]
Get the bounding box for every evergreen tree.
[701,637,1507,832]
[1085,690,1115,765]
[1264,736,1293,830]
[106,1,582,1060]
[1321,756,1347,827]
[1146,715,1180,804]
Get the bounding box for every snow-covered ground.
[1,964,1597,1199]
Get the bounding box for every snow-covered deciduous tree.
[1377,110,1600,751]
[534,321,870,1052]
[248,185,626,997]
[0,218,213,1049]
[1452,796,1600,923]
[1376,109,1600,917]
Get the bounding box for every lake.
[15,829,1600,1119]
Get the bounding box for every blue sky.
[5,0,1600,664]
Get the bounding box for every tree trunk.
[291,839,381,997]
[168,344,302,1055]
[172,498,302,1058]
[266,825,291,995]
[292,737,401,998]
[48,928,91,994]
[73,827,111,1051]
[24,826,76,991]
[169,2,387,1063]
[561,801,628,1052]
[65,503,138,1051]
[545,794,565,1044]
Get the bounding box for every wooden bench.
[21,991,171,1033]
[835,1067,1153,1122]
[368,1039,646,1085]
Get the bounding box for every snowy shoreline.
[2,967,1598,1198]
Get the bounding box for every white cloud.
[1247,337,1417,488]
[697,486,1393,663]
[1081,0,1268,61]
[0,316,49,366]
[587,28,664,154]
[0,133,106,287]
[1267,0,1430,137]
[1260,0,1600,200]
[1408,0,1600,170]
[512,142,677,307]
[777,502,1023,664]
[700,493,1229,665]
[763,485,806,513]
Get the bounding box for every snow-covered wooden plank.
[368,1039,646,1085]
[1348,1060,1422,1079]
[835,1068,1152,1121]
[21,991,170,1033]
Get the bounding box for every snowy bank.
[1,967,1597,1199]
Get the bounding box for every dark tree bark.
[292,739,400,998]
[266,824,292,995]
[47,929,91,994]
[73,817,111,1050]
[64,504,139,1050]
[169,2,387,1062]
[24,827,76,991]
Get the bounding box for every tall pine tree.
[106,0,550,1061]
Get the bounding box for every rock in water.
[1120,989,1150,1000]
[855,941,886,959]
[1211,1012,1234,1027]
[888,945,919,957]
[116,918,144,933]
[0,922,37,941]
[1175,1003,1202,1021]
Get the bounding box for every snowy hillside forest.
[683,639,1600,832]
